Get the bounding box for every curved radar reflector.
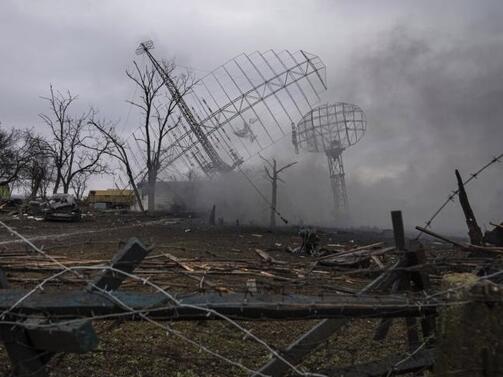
[155,49,327,178]
[296,102,366,154]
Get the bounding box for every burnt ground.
[0,212,424,376]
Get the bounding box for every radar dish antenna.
[295,102,367,222]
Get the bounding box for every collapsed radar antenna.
[294,102,367,223]
[130,43,327,180]
[136,40,230,174]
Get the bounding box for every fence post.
[374,211,433,353]
[435,274,503,376]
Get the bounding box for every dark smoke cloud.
[194,25,503,234]
[329,25,503,233]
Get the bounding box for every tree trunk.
[52,175,60,194]
[130,181,144,213]
[30,178,41,200]
[147,170,156,213]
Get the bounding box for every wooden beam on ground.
[415,226,467,249]
[0,291,437,320]
[252,319,348,377]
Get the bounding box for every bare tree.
[126,59,195,212]
[39,85,110,194]
[70,171,91,201]
[0,125,32,188]
[89,119,145,212]
[261,156,297,228]
[22,131,53,199]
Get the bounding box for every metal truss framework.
[328,151,349,218]
[295,103,367,222]
[132,42,327,178]
[137,41,230,174]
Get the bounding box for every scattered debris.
[290,228,320,256]
[42,194,81,222]
[254,248,286,265]
[246,278,258,293]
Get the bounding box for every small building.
[86,189,135,209]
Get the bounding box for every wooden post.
[209,204,216,225]
[374,211,432,353]
[391,210,406,251]
[88,237,151,291]
[374,211,407,342]
[436,275,503,376]
[261,157,297,229]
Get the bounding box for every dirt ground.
[0,212,417,376]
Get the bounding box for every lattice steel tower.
[294,103,367,222]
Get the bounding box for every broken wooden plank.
[456,169,483,245]
[252,319,348,377]
[317,242,385,261]
[415,226,467,249]
[416,226,503,254]
[254,248,286,264]
[163,253,194,272]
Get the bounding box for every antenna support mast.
[136,40,230,174]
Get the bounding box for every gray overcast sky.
[1,0,502,233]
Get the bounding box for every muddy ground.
[0,212,421,376]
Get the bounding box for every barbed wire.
[1,219,501,376]
[417,152,503,239]
[0,220,327,377]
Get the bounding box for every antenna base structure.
[326,146,349,223]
